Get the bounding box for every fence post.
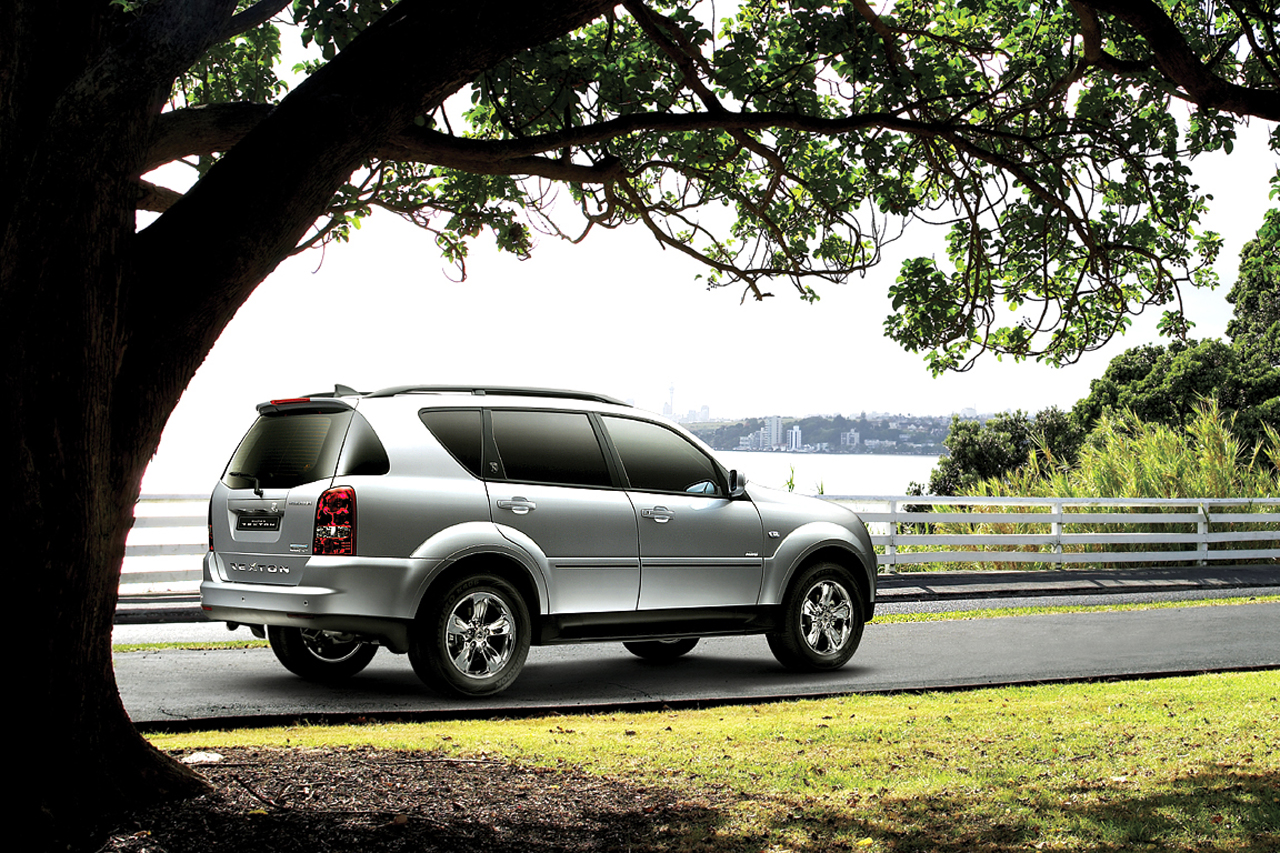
[884,499,898,574]
[1052,500,1064,567]
[1197,502,1210,566]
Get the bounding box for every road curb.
[877,565,1280,602]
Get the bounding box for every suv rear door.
[486,409,641,613]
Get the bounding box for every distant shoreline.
[724,448,945,457]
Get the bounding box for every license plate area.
[236,514,281,532]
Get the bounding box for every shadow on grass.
[96,749,1278,853]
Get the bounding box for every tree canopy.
[143,0,1280,372]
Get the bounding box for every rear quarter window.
[337,411,390,477]
[419,409,484,478]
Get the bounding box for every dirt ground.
[95,746,727,852]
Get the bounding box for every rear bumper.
[201,551,441,651]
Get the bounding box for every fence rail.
[122,494,1280,592]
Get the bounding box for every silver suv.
[202,386,876,697]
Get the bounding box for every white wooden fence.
[121,494,1280,593]
[123,496,208,591]
[823,495,1280,570]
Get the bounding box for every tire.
[266,625,378,682]
[767,562,865,671]
[622,638,699,660]
[410,573,531,697]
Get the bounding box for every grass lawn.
[149,670,1279,851]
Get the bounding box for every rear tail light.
[314,487,356,555]
[208,499,214,551]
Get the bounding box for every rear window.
[223,411,353,490]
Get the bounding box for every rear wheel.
[767,562,865,671]
[266,626,378,682]
[410,573,531,697]
[622,638,699,660]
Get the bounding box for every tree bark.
[3,1,615,848]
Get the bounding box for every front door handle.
[641,506,674,523]
[497,497,537,515]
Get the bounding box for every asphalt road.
[117,600,1280,727]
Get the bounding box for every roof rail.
[363,385,630,406]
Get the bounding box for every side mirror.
[728,469,748,497]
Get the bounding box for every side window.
[419,409,484,478]
[490,410,612,488]
[602,416,724,496]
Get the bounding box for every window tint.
[420,409,483,477]
[224,412,351,490]
[491,410,611,488]
[602,416,724,495]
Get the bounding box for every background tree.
[1073,209,1280,446]
[920,407,1085,494]
[6,0,1277,846]
[1226,209,1280,348]
[923,205,1277,495]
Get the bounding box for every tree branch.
[223,0,291,40]
[136,179,184,212]
[148,101,975,178]
[1079,0,1280,120]
[129,0,621,387]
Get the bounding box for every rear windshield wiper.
[229,471,263,497]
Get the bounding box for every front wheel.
[623,638,699,660]
[767,562,865,671]
[410,573,531,697]
[267,626,378,682]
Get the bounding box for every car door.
[486,409,640,614]
[600,415,764,609]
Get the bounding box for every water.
[717,451,939,497]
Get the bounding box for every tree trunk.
[4,4,214,845]
[3,2,617,848]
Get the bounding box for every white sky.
[140,96,1278,495]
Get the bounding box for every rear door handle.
[497,497,537,515]
[641,506,674,523]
